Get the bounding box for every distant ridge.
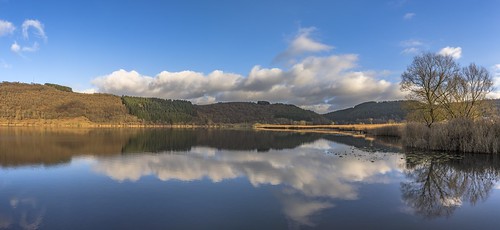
[323,101,407,124]
[323,99,500,124]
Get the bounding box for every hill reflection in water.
[1,127,500,228]
[0,127,392,167]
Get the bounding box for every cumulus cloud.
[438,46,462,59]
[92,28,404,112]
[403,13,416,20]
[22,19,47,42]
[0,20,15,36]
[275,27,333,62]
[93,55,403,112]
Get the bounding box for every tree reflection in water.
[401,153,500,218]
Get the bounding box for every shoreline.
[0,120,401,130]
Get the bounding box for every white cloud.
[92,54,403,112]
[488,64,500,99]
[22,19,47,42]
[0,20,15,36]
[92,28,404,112]
[438,46,462,59]
[77,88,97,94]
[401,47,419,55]
[21,42,39,52]
[275,27,333,62]
[403,13,416,20]
[10,41,39,55]
[400,39,424,55]
[494,64,500,73]
[10,41,20,53]
[400,39,423,47]
[9,19,47,55]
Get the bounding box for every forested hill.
[323,101,407,124]
[0,82,330,125]
[122,96,331,125]
[196,102,330,124]
[323,100,500,124]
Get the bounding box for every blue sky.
[1,0,499,112]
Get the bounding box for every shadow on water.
[401,152,500,218]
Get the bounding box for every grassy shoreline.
[0,117,257,128]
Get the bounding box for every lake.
[1,127,500,229]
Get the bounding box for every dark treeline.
[197,102,331,125]
[44,83,73,92]
[122,96,197,124]
[122,96,332,125]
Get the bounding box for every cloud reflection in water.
[92,139,403,226]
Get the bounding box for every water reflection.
[0,128,135,167]
[2,128,500,228]
[93,139,403,226]
[0,127,392,167]
[0,128,325,167]
[0,196,44,230]
[401,153,500,218]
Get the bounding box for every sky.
[1,0,499,113]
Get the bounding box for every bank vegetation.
[398,53,499,154]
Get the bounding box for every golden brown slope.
[0,82,138,125]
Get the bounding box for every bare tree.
[401,53,460,127]
[442,63,494,119]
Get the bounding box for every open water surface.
[1,128,499,229]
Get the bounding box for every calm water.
[1,128,500,230]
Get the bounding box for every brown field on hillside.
[0,82,138,124]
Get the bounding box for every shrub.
[402,119,500,154]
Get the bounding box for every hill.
[0,82,137,125]
[0,82,330,126]
[197,102,331,125]
[323,101,407,124]
[324,99,500,124]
